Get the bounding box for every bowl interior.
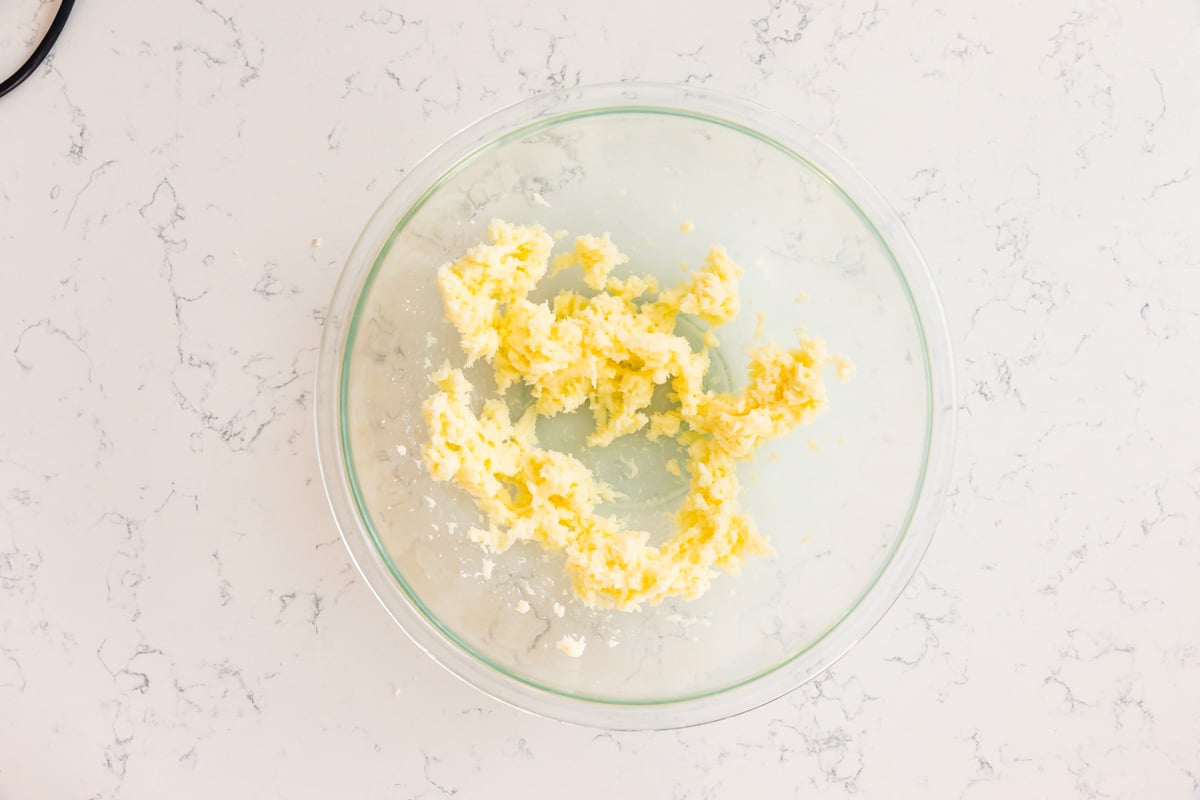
[342,108,930,703]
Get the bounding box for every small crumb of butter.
[680,219,695,233]
[832,355,857,383]
[557,635,587,657]
[620,455,639,479]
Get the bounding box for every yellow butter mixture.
[422,220,850,611]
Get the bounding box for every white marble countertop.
[2,0,1198,796]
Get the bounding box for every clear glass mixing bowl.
[315,83,955,729]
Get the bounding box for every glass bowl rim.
[314,81,957,730]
